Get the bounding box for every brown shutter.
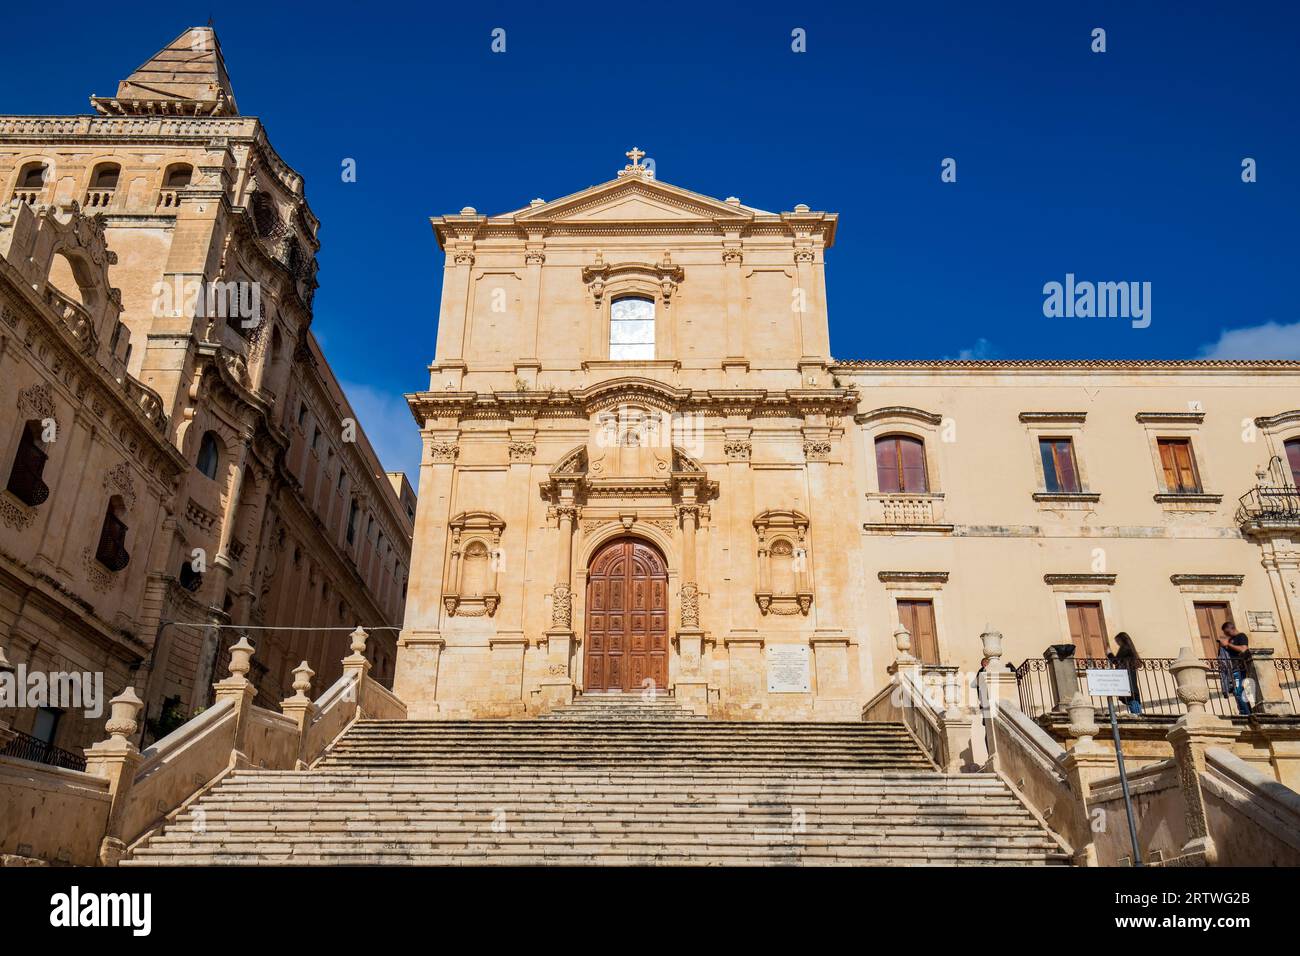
[898,599,939,664]
[1194,602,1233,659]
[1066,601,1107,660]
[1158,440,1180,491]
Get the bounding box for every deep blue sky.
[4,1,1297,477]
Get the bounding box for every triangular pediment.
[508,177,769,225]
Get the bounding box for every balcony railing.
[0,729,87,772]
[12,188,42,205]
[1015,655,1300,719]
[156,188,180,209]
[83,187,115,209]
[1237,484,1300,528]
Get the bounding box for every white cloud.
[339,381,421,482]
[1197,321,1300,359]
[945,337,998,360]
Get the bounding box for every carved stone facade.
[395,147,1300,722]
[0,28,413,756]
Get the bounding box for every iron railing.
[0,729,87,771]
[1015,655,1300,719]
[1237,485,1300,526]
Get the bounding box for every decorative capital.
[803,439,831,461]
[428,439,459,463]
[524,250,546,265]
[508,440,537,461]
[724,440,752,461]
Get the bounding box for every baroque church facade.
[396,149,1300,721]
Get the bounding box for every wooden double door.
[584,538,669,692]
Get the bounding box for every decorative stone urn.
[1066,692,1099,747]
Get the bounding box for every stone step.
[123,716,1065,867]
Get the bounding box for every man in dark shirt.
[1216,622,1251,716]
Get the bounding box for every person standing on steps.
[1216,622,1252,716]
[1106,632,1142,715]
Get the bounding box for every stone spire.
[91,26,239,116]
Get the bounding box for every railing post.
[83,687,144,866]
[279,661,316,771]
[342,626,372,715]
[1045,644,1080,713]
[1246,647,1290,716]
[980,629,1019,707]
[1165,647,1237,865]
[212,635,258,769]
[938,670,972,773]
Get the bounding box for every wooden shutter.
[1040,439,1080,493]
[1194,602,1233,660]
[875,438,901,493]
[899,438,929,493]
[1158,439,1200,493]
[898,599,939,664]
[1065,602,1107,660]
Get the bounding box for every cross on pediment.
[625,146,645,167]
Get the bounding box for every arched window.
[95,495,130,571]
[875,435,929,493]
[179,558,203,592]
[163,163,193,189]
[90,163,121,189]
[1287,438,1300,488]
[609,295,655,360]
[196,431,221,480]
[6,420,50,507]
[15,162,48,202]
[18,162,48,189]
[87,163,120,208]
[347,499,359,545]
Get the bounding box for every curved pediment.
[572,377,691,414]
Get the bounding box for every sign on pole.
[1085,669,1132,697]
[1084,667,1142,866]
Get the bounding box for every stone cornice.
[405,381,858,425]
[1019,411,1088,424]
[854,405,943,427]
[1135,410,1205,425]
[1169,573,1245,588]
[1043,573,1117,586]
[877,570,950,584]
[833,359,1300,373]
[1254,409,1300,430]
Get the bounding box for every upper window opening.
[875,435,929,494]
[90,163,121,189]
[7,420,50,507]
[163,164,193,189]
[196,431,221,480]
[1157,438,1201,494]
[1039,438,1081,493]
[1285,438,1300,487]
[18,162,49,189]
[609,296,655,360]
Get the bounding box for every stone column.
[83,687,145,866]
[675,494,709,715]
[538,496,578,710]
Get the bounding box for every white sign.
[766,644,810,693]
[1085,669,1132,697]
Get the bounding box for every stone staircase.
[124,695,1068,866]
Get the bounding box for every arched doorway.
[584,537,669,692]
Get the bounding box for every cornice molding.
[1043,573,1117,586]
[1170,573,1244,588]
[1019,411,1088,424]
[877,570,950,584]
[854,405,943,427]
[1136,411,1205,425]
